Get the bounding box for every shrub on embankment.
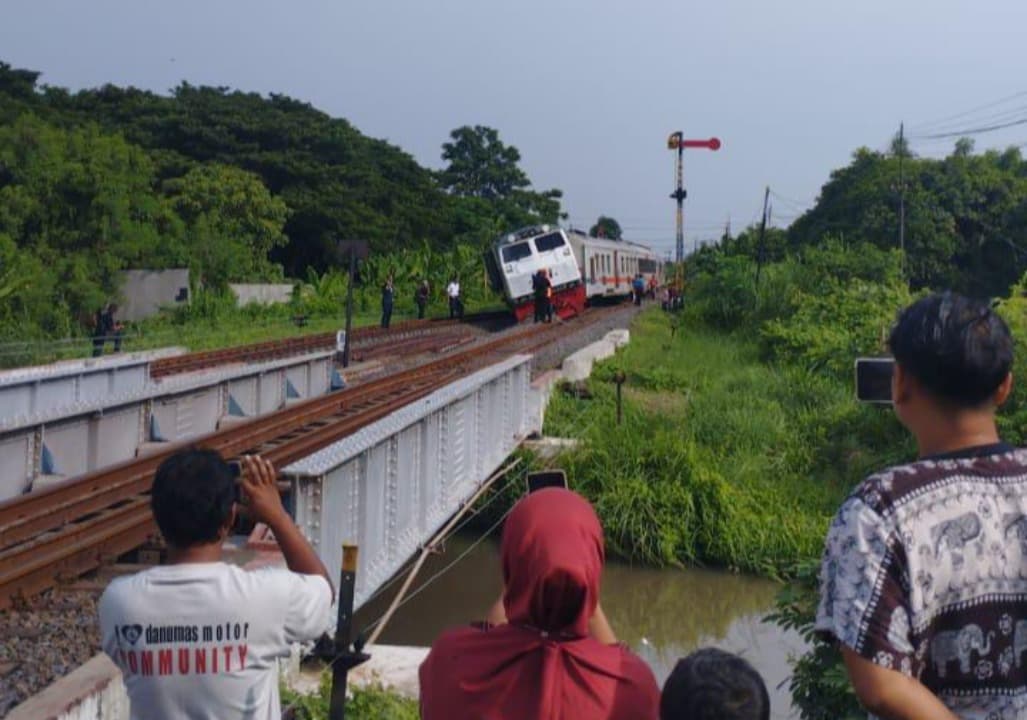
[542,309,910,576]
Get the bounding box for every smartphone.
[227,460,243,502]
[526,470,568,494]
[855,358,895,404]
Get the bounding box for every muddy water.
[355,534,806,719]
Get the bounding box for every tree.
[164,163,289,286]
[589,216,623,240]
[439,125,530,200]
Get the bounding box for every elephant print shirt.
[816,443,1027,720]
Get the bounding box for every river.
[354,534,806,719]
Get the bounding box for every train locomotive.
[485,225,662,322]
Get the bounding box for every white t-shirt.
[99,562,332,720]
[446,281,460,298]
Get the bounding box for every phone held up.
[526,469,568,494]
[855,357,895,404]
[228,460,243,502]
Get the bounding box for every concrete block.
[605,328,630,348]
[7,654,128,720]
[561,339,616,382]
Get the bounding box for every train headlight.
[504,265,513,273]
[563,248,571,256]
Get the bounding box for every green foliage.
[281,676,418,720]
[760,277,911,376]
[588,215,622,240]
[787,144,1027,296]
[543,311,903,575]
[164,163,289,287]
[767,562,863,720]
[440,125,530,200]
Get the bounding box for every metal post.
[342,251,356,368]
[613,370,626,425]
[327,544,369,720]
[898,122,906,275]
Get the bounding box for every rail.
[0,307,617,609]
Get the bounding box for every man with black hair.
[660,647,769,720]
[817,292,1027,720]
[99,450,333,720]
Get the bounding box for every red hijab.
[419,488,660,720]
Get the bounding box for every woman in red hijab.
[419,488,661,720]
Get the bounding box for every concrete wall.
[229,283,294,307]
[119,269,191,322]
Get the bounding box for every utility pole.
[898,122,906,270]
[667,132,721,262]
[755,186,770,287]
[336,240,369,368]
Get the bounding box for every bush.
[281,677,418,720]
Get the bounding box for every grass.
[543,308,912,576]
[0,298,506,369]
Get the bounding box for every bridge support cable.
[364,458,522,647]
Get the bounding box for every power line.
[909,90,1027,133]
[914,114,1027,140]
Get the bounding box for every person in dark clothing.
[632,275,645,306]
[381,276,395,329]
[92,303,123,357]
[415,280,430,320]
[532,269,551,323]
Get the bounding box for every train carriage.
[486,225,662,322]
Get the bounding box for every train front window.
[533,232,565,252]
[501,242,532,263]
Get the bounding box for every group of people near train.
[97,290,1025,720]
[379,276,464,329]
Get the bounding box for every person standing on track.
[415,279,430,320]
[447,276,463,319]
[632,275,645,306]
[532,269,551,323]
[99,450,333,720]
[381,275,395,329]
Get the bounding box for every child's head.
[660,648,769,720]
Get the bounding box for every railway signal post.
[667,132,721,263]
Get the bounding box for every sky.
[2,0,1027,258]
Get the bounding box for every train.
[485,225,663,322]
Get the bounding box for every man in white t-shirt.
[99,450,333,720]
[446,276,463,319]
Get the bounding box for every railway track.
[149,311,509,378]
[0,307,619,610]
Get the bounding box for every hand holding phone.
[233,456,287,526]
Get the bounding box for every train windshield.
[501,242,532,263]
[534,232,565,252]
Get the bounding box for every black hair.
[151,448,235,548]
[660,648,770,720]
[888,292,1013,408]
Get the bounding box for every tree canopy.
[589,216,623,240]
[0,61,567,340]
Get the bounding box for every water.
[355,534,806,719]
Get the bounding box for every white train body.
[487,225,662,321]
[563,229,662,299]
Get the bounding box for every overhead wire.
[908,90,1027,133]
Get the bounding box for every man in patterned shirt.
[817,292,1026,720]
